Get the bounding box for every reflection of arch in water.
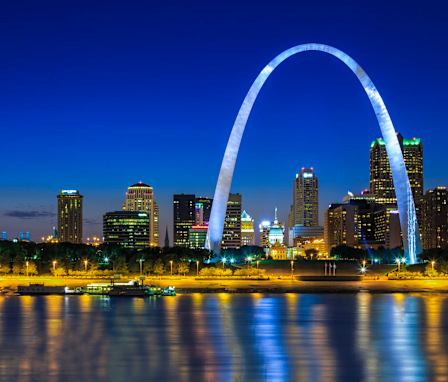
[206,43,421,263]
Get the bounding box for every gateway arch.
[205,43,422,264]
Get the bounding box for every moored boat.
[17,283,66,295]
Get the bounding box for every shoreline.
[3,276,448,294]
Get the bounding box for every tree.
[0,254,11,274]
[305,248,319,260]
[153,259,165,277]
[12,255,23,274]
[177,262,190,276]
[143,260,154,275]
[21,261,38,276]
[114,256,128,274]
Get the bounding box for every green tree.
[21,261,38,276]
[177,262,190,276]
[12,255,23,274]
[0,254,11,274]
[143,260,154,275]
[153,259,165,277]
[114,256,128,274]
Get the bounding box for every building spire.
[274,206,278,225]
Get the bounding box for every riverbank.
[3,276,448,294]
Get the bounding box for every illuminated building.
[268,208,284,245]
[1,232,6,240]
[292,168,319,226]
[57,190,83,244]
[206,43,421,264]
[103,211,150,248]
[270,242,287,259]
[196,197,213,226]
[123,182,159,246]
[221,193,242,249]
[173,194,196,247]
[370,134,423,205]
[259,221,270,247]
[324,193,401,254]
[422,187,448,249]
[189,225,208,248]
[241,210,255,246]
[288,226,324,247]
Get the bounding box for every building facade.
[241,210,255,246]
[189,225,208,248]
[422,187,448,250]
[103,211,150,248]
[173,194,196,247]
[221,193,242,249]
[292,168,319,227]
[57,190,83,244]
[122,182,159,246]
[370,134,423,205]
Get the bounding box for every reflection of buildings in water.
[422,295,448,379]
[356,293,380,380]
[390,294,426,381]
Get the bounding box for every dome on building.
[268,207,284,245]
[130,181,151,188]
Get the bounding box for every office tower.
[19,232,30,242]
[195,197,213,226]
[370,134,423,204]
[123,182,159,246]
[57,190,83,244]
[103,211,150,249]
[292,168,319,227]
[324,192,401,255]
[1,232,6,240]
[221,193,242,249]
[422,187,448,250]
[189,225,208,248]
[173,194,196,247]
[259,221,271,247]
[241,210,255,246]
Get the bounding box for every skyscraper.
[221,193,242,249]
[241,210,255,246]
[122,182,159,246]
[292,168,319,227]
[173,194,196,247]
[57,190,83,243]
[422,187,448,250]
[370,134,423,204]
[103,211,150,249]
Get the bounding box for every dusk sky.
[1,1,447,243]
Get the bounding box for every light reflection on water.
[0,293,448,381]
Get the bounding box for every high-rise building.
[189,225,208,248]
[173,194,196,247]
[221,193,242,249]
[57,190,83,243]
[292,168,319,227]
[195,197,213,226]
[259,221,271,247]
[422,187,448,250]
[123,182,159,246]
[241,210,255,246]
[370,134,423,205]
[324,193,401,255]
[103,211,150,248]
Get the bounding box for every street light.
[396,258,401,272]
[247,256,252,263]
[230,258,235,265]
[256,260,259,270]
[84,260,88,273]
[26,261,29,277]
[139,259,143,275]
[222,258,226,269]
[53,260,57,275]
[196,260,199,277]
[362,260,366,268]
[170,260,173,275]
[290,260,294,278]
[432,260,435,271]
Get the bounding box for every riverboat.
[86,280,142,295]
[162,286,176,296]
[109,285,149,297]
[17,283,66,295]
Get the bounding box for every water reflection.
[0,293,447,381]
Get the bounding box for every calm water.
[1,293,448,382]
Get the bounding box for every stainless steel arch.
[205,43,421,264]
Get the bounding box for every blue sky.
[0,1,447,242]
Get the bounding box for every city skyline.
[1,2,447,242]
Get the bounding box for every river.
[0,293,447,381]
